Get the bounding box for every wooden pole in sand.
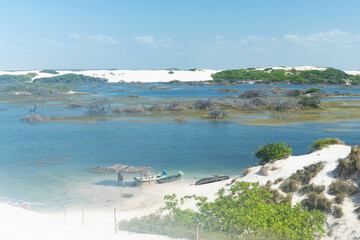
[196,226,199,240]
[82,208,84,226]
[64,208,66,223]
[114,208,117,234]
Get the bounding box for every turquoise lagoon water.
[0,83,359,210]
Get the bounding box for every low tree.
[254,142,292,165]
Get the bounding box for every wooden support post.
[114,208,117,234]
[64,208,66,223]
[196,226,199,240]
[82,208,84,226]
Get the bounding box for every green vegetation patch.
[308,138,344,152]
[40,69,59,74]
[0,73,37,82]
[119,182,326,240]
[254,142,292,165]
[211,67,349,85]
[33,73,107,83]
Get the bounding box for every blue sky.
[1,0,360,70]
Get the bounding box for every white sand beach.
[1,144,358,239]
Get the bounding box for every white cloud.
[16,38,27,43]
[133,36,175,48]
[134,36,155,46]
[69,33,81,40]
[40,39,63,47]
[89,35,118,44]
[284,29,360,46]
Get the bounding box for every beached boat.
[157,171,183,184]
[134,172,167,183]
[195,175,230,185]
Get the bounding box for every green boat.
[157,171,183,184]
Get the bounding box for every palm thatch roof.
[108,164,154,175]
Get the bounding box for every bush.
[308,138,344,152]
[285,89,301,97]
[334,194,345,204]
[254,142,292,165]
[289,161,325,185]
[332,205,344,218]
[280,179,299,193]
[298,96,321,108]
[121,182,326,240]
[243,166,250,176]
[336,146,360,179]
[168,71,174,74]
[299,184,325,195]
[301,192,333,213]
[274,177,283,184]
[305,88,322,94]
[329,180,358,196]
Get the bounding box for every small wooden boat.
[195,175,230,185]
[157,171,183,184]
[134,173,166,183]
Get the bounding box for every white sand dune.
[0,66,359,83]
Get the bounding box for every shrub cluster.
[336,146,360,179]
[301,192,333,213]
[299,184,325,195]
[254,142,292,165]
[329,180,358,196]
[308,138,344,152]
[332,205,344,218]
[280,161,325,193]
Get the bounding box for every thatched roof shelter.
[105,164,154,184]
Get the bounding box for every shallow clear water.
[0,83,359,210]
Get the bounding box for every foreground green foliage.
[254,142,292,165]
[308,138,344,152]
[211,67,349,85]
[33,73,107,83]
[119,182,326,240]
